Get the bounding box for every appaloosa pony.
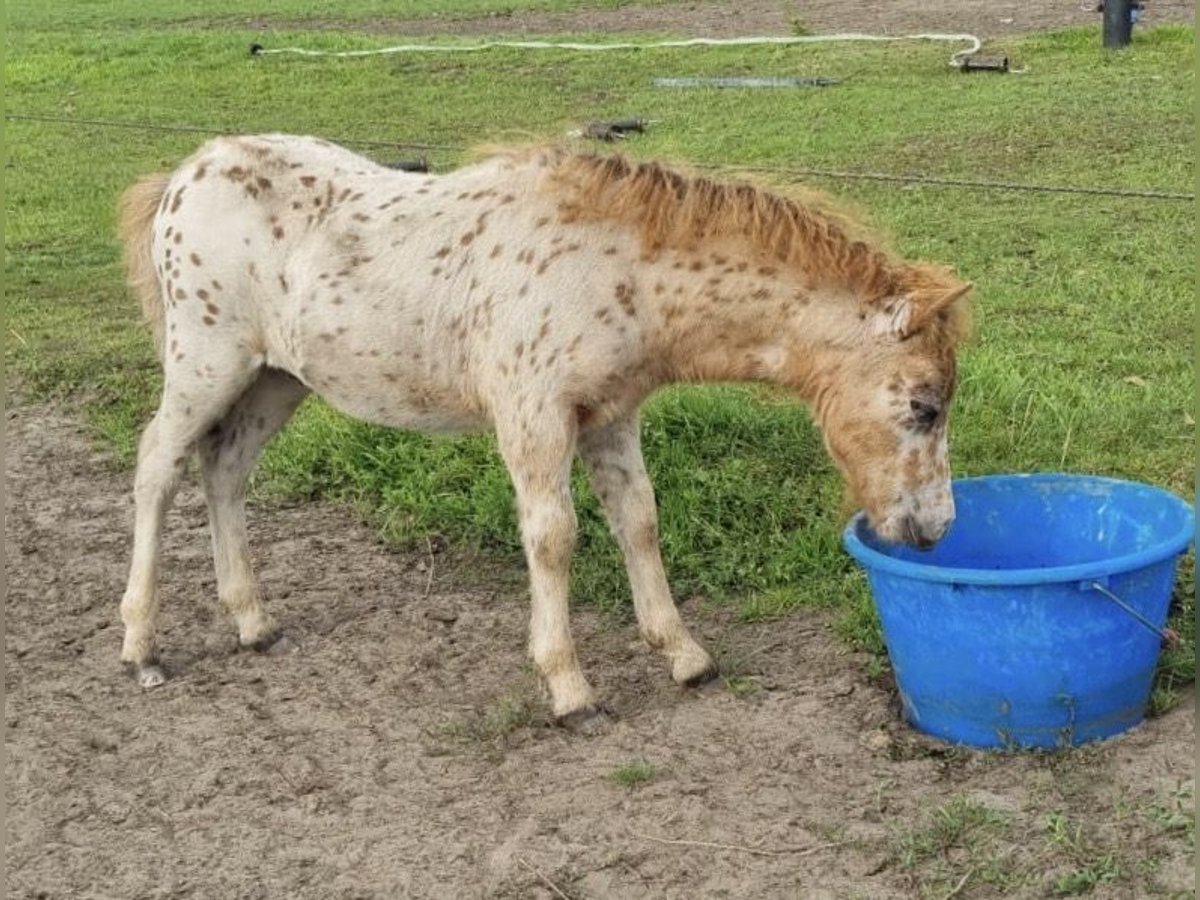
[118,136,971,722]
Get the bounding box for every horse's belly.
[303,360,488,433]
[278,317,490,434]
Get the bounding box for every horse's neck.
[646,260,855,397]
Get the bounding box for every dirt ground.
[240,0,1196,40]
[5,403,1194,899]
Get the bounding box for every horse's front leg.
[497,414,597,722]
[579,415,717,686]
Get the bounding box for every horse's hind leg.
[196,369,309,651]
[120,353,261,686]
[578,415,716,686]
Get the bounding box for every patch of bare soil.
[5,406,1194,898]
[237,0,1194,40]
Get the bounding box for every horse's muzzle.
[902,514,952,551]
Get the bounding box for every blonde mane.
[542,150,970,342]
[546,152,901,298]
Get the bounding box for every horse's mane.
[548,151,895,293]
[536,150,970,342]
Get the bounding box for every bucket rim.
[843,473,1195,587]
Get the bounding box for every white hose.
[255,32,984,69]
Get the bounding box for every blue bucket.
[843,474,1194,749]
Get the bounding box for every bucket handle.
[1087,581,1181,649]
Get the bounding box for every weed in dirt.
[895,795,1028,897]
[712,635,769,695]
[1050,858,1119,895]
[435,692,538,746]
[788,16,814,36]
[1044,812,1120,895]
[1148,554,1195,716]
[897,795,1010,868]
[1142,782,1195,848]
[862,654,890,685]
[483,694,535,736]
[608,759,657,788]
[722,674,761,698]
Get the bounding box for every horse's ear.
[874,281,973,339]
[909,281,973,335]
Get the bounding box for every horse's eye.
[910,400,939,425]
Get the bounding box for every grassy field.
[5,0,671,30]
[6,10,1194,699]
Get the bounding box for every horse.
[117,135,971,723]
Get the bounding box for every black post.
[1103,0,1133,48]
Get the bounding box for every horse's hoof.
[673,649,719,687]
[126,661,167,688]
[556,704,614,735]
[247,631,296,656]
[681,663,720,688]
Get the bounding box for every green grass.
[6,11,1194,697]
[608,759,657,787]
[894,788,1195,897]
[6,0,673,32]
[435,691,538,744]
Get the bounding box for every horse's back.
[154,136,536,431]
[152,136,648,434]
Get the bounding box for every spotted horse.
[117,135,972,723]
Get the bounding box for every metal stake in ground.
[1101,0,1137,48]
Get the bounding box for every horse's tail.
[118,173,172,360]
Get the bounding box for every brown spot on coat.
[615,281,637,316]
[189,252,203,267]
